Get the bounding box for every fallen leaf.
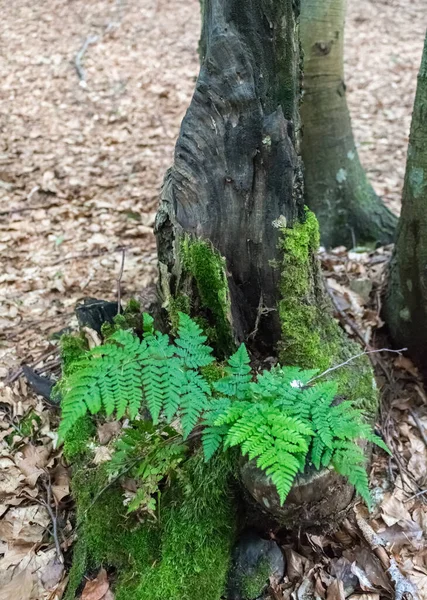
[326,580,345,600]
[381,494,412,526]
[15,443,50,487]
[81,568,110,600]
[0,567,35,600]
[97,421,121,445]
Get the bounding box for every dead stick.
[116,247,126,314]
[43,479,64,564]
[74,35,99,82]
[354,511,418,600]
[408,409,427,447]
[308,347,407,384]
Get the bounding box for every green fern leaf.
[214,344,251,399]
[174,312,214,368]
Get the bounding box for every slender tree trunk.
[300,0,397,249]
[384,35,427,370]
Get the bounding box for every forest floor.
[1,0,427,599]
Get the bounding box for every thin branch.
[354,511,418,600]
[42,479,64,564]
[74,35,99,83]
[0,203,58,217]
[308,347,407,384]
[408,408,427,447]
[116,247,126,314]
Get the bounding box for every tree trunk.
[155,0,377,525]
[300,0,397,249]
[155,0,303,355]
[384,35,427,371]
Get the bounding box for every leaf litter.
[1,0,427,598]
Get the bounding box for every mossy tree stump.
[155,0,377,528]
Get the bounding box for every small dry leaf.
[381,494,412,526]
[51,464,71,503]
[40,557,65,590]
[81,568,110,600]
[394,355,419,378]
[15,443,50,487]
[97,421,121,445]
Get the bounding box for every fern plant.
[59,312,390,510]
[58,312,214,440]
[107,421,187,518]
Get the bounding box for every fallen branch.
[353,510,418,600]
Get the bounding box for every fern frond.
[174,312,214,368]
[214,344,252,399]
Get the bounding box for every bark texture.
[384,35,427,370]
[300,0,397,249]
[155,0,302,352]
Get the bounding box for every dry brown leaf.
[97,421,121,445]
[285,549,313,582]
[0,567,35,600]
[15,443,50,487]
[51,464,70,503]
[40,557,65,590]
[381,494,413,526]
[326,580,346,600]
[81,568,110,600]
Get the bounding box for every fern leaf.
[214,344,252,399]
[174,312,214,368]
[202,424,229,461]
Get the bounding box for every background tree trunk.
[300,0,397,249]
[384,35,427,371]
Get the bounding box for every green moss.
[240,557,271,600]
[101,299,143,338]
[180,237,234,358]
[59,334,88,375]
[168,294,191,332]
[66,446,236,600]
[63,416,96,463]
[116,452,236,600]
[278,208,377,414]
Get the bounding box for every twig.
[408,408,427,447]
[0,203,58,217]
[116,247,126,314]
[404,488,427,503]
[42,479,64,564]
[74,35,99,83]
[5,346,59,384]
[308,347,407,384]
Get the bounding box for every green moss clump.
[241,558,271,600]
[278,208,377,414]
[63,416,96,463]
[65,440,236,600]
[279,209,325,369]
[116,452,236,600]
[180,237,234,358]
[168,294,191,332]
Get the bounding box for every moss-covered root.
[300,0,397,249]
[65,430,237,600]
[279,209,377,415]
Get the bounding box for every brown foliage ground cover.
[1,0,427,598]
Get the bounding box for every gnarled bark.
[155,0,376,527]
[384,35,427,371]
[300,0,397,249]
[155,0,302,352]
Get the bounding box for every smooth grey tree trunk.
[384,35,427,371]
[300,0,397,249]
